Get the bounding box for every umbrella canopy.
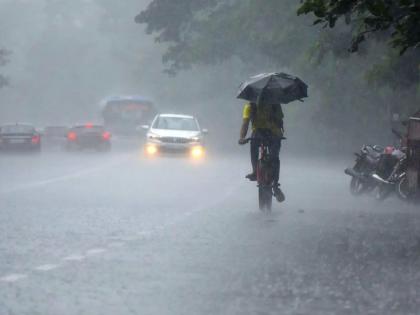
[237,72,308,104]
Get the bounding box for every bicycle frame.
[244,134,284,211]
[256,139,275,186]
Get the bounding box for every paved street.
[0,145,419,315]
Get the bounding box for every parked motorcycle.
[345,144,383,195]
[371,147,407,200]
[371,129,408,200]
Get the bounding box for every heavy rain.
[0,1,419,314]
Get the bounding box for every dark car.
[66,124,111,152]
[0,124,41,152]
[42,126,69,150]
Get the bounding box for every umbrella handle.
[256,93,262,106]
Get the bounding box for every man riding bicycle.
[238,101,285,202]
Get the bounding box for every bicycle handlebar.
[243,136,287,143]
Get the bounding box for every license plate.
[9,139,25,144]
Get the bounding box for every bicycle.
[245,135,285,211]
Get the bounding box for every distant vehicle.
[0,123,41,152]
[42,126,68,149]
[101,95,157,135]
[66,124,111,152]
[143,114,207,158]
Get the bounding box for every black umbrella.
[237,72,308,104]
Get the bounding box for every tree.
[135,0,314,74]
[297,0,420,54]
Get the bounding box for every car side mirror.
[202,128,209,134]
[136,125,149,132]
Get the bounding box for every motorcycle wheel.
[350,177,365,196]
[396,175,410,201]
[375,184,392,201]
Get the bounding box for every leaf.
[366,1,387,17]
[313,18,325,25]
[349,33,365,52]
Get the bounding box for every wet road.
[0,145,420,315]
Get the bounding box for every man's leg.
[246,137,259,181]
[270,138,281,183]
[271,138,285,202]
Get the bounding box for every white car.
[142,114,207,158]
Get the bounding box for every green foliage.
[366,49,420,88]
[297,0,420,54]
[135,0,220,43]
[136,0,314,74]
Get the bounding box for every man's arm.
[238,118,250,144]
[278,105,284,135]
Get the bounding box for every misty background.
[0,0,418,154]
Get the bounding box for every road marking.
[63,254,85,261]
[86,248,107,256]
[34,264,59,271]
[0,274,27,283]
[0,179,244,286]
[0,157,129,195]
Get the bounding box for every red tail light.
[31,135,40,144]
[102,131,111,141]
[67,132,77,141]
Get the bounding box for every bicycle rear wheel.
[257,160,273,211]
[258,185,272,211]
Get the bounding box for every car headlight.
[191,136,201,142]
[145,143,158,155]
[190,145,204,159]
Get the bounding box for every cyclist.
[238,101,285,202]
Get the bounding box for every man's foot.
[273,185,285,202]
[245,172,257,181]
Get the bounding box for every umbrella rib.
[257,75,273,105]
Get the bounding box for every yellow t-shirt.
[242,103,283,136]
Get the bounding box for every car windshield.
[153,116,198,131]
[1,125,35,133]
